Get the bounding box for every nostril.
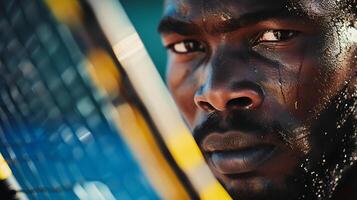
[197,101,215,111]
[227,97,253,109]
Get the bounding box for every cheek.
[296,25,357,118]
[272,51,352,123]
[287,46,354,121]
[167,63,199,127]
[251,48,306,114]
[291,57,325,117]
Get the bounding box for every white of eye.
[173,42,188,53]
[260,30,280,42]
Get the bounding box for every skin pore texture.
[158,0,357,200]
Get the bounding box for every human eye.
[166,40,206,54]
[254,30,300,45]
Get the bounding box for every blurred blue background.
[120,0,167,80]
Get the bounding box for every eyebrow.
[158,9,295,35]
[157,16,201,35]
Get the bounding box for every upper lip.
[201,131,275,153]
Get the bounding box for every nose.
[194,83,264,112]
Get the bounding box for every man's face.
[159,0,356,199]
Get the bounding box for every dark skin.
[158,0,357,199]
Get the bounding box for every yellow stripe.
[166,127,232,200]
[201,182,232,200]
[44,0,83,26]
[123,105,190,200]
[167,127,204,171]
[86,49,190,200]
[0,154,11,180]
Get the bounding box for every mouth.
[202,131,277,175]
[209,145,276,174]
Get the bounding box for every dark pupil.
[273,31,293,40]
[185,41,204,52]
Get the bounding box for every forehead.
[163,0,338,19]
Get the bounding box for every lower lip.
[210,145,276,174]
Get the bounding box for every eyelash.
[166,30,300,54]
[252,30,300,45]
[167,40,206,54]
